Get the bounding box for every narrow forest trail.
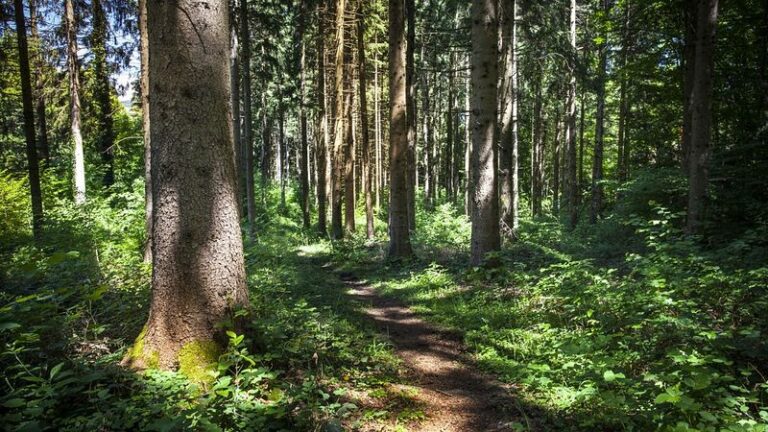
[336,271,523,432]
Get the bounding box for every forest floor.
[336,270,520,432]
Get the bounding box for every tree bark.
[499,0,519,238]
[358,3,374,239]
[331,0,346,239]
[681,0,698,173]
[388,0,413,258]
[92,0,114,188]
[229,0,242,216]
[470,0,500,266]
[316,0,329,235]
[131,0,248,371]
[14,0,43,241]
[65,0,86,205]
[405,0,417,231]
[553,111,561,214]
[343,52,355,234]
[686,0,719,234]
[299,6,311,229]
[140,0,152,262]
[29,0,49,164]
[532,77,544,217]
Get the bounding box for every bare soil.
[340,272,523,432]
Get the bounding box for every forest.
[1,0,767,430]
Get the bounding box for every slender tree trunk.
[422,47,434,209]
[464,64,471,217]
[130,0,248,371]
[682,0,697,173]
[344,56,355,234]
[532,77,544,217]
[65,0,86,205]
[299,7,311,229]
[566,0,578,228]
[686,0,719,234]
[405,0,417,230]
[617,1,630,183]
[316,1,328,235]
[578,92,585,194]
[553,112,561,214]
[590,0,609,224]
[331,0,346,239]
[241,0,255,238]
[29,0,49,164]
[499,0,518,238]
[358,4,374,239]
[446,60,455,198]
[278,85,287,209]
[388,0,413,258]
[140,0,152,262]
[14,0,43,240]
[470,0,500,266]
[374,33,382,211]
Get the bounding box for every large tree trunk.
[686,0,719,234]
[241,0,256,238]
[374,33,382,211]
[14,0,43,241]
[590,0,609,224]
[92,0,114,188]
[65,0,86,205]
[129,0,248,372]
[405,0,417,230]
[316,1,329,235]
[330,0,346,239]
[29,0,49,164]
[388,0,413,258]
[445,59,454,199]
[343,56,355,234]
[470,0,500,266]
[681,0,698,173]
[532,77,544,217]
[358,4,374,239]
[553,111,561,214]
[499,0,519,237]
[617,1,631,183]
[229,0,242,216]
[566,0,578,229]
[140,0,152,263]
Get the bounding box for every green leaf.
[0,322,21,331]
[2,398,26,408]
[49,362,65,380]
[603,370,625,382]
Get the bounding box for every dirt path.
[339,272,522,432]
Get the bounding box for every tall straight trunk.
[464,64,471,217]
[241,0,255,237]
[29,0,49,164]
[92,0,114,187]
[388,0,413,258]
[681,0,697,173]
[374,34,382,211]
[229,0,242,213]
[686,0,719,234]
[299,8,311,229]
[65,0,86,205]
[358,5,374,239]
[499,0,518,237]
[279,99,287,209]
[617,0,630,183]
[131,0,248,371]
[566,0,578,228]
[316,1,328,235]
[344,59,355,234]
[445,60,455,198]
[405,0,416,230]
[470,0,500,266]
[14,0,43,240]
[590,0,609,224]
[578,92,585,193]
[532,77,544,217]
[553,112,561,214]
[140,0,152,262]
[331,0,346,239]
[422,48,434,209]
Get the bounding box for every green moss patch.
[177,339,221,387]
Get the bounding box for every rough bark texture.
[470,0,500,266]
[499,0,519,238]
[686,0,719,234]
[92,0,114,188]
[405,0,416,231]
[532,78,544,217]
[14,0,43,240]
[388,0,413,258]
[590,0,609,224]
[682,0,698,173]
[299,14,311,230]
[65,0,86,205]
[343,59,355,234]
[229,0,241,215]
[316,1,329,235]
[358,5,374,239]
[29,0,49,164]
[140,0,152,263]
[131,0,249,372]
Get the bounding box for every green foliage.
[0,170,31,245]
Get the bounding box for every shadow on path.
[338,271,525,432]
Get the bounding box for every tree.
[127,0,248,371]
[65,0,86,205]
[358,2,374,239]
[29,0,49,164]
[387,0,413,258]
[405,0,416,231]
[686,0,719,234]
[499,0,520,238]
[139,0,151,262]
[565,0,578,229]
[331,0,346,239]
[590,0,609,224]
[470,0,500,265]
[241,0,256,238]
[14,0,43,240]
[298,5,311,229]
[316,0,329,236]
